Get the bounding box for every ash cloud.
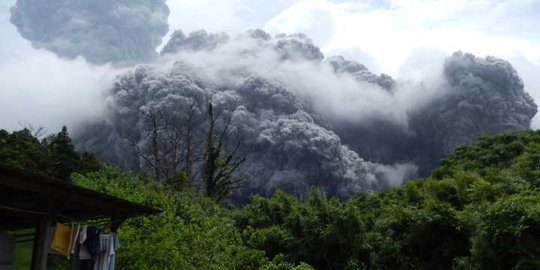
[10,0,169,65]
[5,1,538,200]
[327,55,396,91]
[406,52,537,172]
[75,28,536,200]
[161,30,229,55]
[335,51,537,175]
[76,58,417,201]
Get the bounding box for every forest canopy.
[1,128,539,269]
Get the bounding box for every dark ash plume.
[326,55,396,91]
[10,0,170,65]
[76,57,416,201]
[407,52,537,172]
[161,30,229,55]
[332,51,537,175]
[74,29,536,200]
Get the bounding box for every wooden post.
[31,216,53,270]
[70,242,80,270]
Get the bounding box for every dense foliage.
[0,127,101,180]
[3,129,540,269]
[73,167,313,270]
[233,131,540,269]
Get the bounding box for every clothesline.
[0,205,48,215]
[50,221,120,270]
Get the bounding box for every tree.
[71,166,288,270]
[131,103,198,185]
[469,192,540,269]
[202,102,247,202]
[0,128,48,172]
[46,126,82,180]
[130,102,248,199]
[0,127,102,181]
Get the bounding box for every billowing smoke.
[10,0,169,65]
[429,51,537,152]
[75,58,417,201]
[331,51,537,175]
[404,52,538,173]
[9,0,535,199]
[74,28,536,200]
[327,55,396,91]
[161,30,229,55]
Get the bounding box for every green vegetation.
[14,240,33,270]
[0,127,101,181]
[73,167,312,270]
[2,128,540,269]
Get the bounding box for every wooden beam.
[31,215,53,270]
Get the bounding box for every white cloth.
[108,233,119,270]
[94,234,111,270]
[78,225,92,260]
[79,225,87,244]
[69,223,81,257]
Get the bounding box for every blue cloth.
[83,226,100,261]
[108,233,120,270]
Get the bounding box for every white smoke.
[160,31,443,128]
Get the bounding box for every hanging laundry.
[50,222,72,257]
[108,233,120,270]
[78,225,90,259]
[90,232,121,270]
[94,234,107,270]
[78,225,92,261]
[84,226,100,260]
[69,223,81,256]
[44,223,121,270]
[79,224,87,243]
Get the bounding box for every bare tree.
[19,122,46,138]
[181,102,197,180]
[202,102,247,202]
[131,109,166,180]
[129,102,247,199]
[130,103,199,185]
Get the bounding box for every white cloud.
[162,0,300,49]
[0,1,121,132]
[264,0,540,126]
[266,0,540,72]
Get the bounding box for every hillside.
[2,128,539,269]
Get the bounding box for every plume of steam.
[10,0,169,65]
